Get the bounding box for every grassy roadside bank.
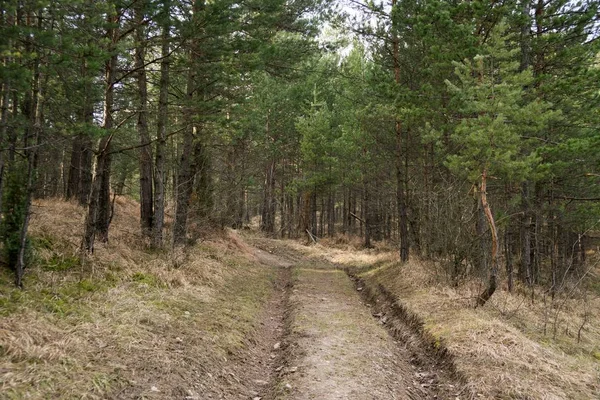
[0,199,277,399]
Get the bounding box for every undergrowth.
[0,198,276,399]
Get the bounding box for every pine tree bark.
[520,183,532,284]
[300,190,311,239]
[392,0,409,261]
[310,191,317,237]
[152,0,170,247]
[0,41,11,213]
[66,135,82,199]
[67,57,93,205]
[476,169,499,307]
[172,130,194,245]
[173,47,197,246]
[327,190,335,236]
[82,8,118,252]
[505,225,513,292]
[78,104,93,206]
[260,159,276,233]
[15,9,44,287]
[364,183,371,248]
[260,110,276,234]
[135,2,154,238]
[279,161,286,236]
[193,137,212,220]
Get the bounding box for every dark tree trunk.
[82,9,118,252]
[0,12,12,213]
[66,135,82,200]
[342,187,348,234]
[350,190,356,234]
[476,170,499,307]
[319,195,324,237]
[153,0,170,247]
[173,41,200,246]
[172,102,195,245]
[67,57,93,206]
[260,110,276,234]
[15,11,43,286]
[327,190,335,236]
[135,2,154,238]
[520,182,532,285]
[476,196,488,274]
[505,226,513,292]
[78,135,93,206]
[279,161,286,236]
[364,183,371,248]
[83,137,112,252]
[300,190,311,240]
[193,138,212,220]
[392,0,409,262]
[310,191,317,237]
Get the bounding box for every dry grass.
[0,198,275,399]
[296,241,600,400]
[278,239,395,269]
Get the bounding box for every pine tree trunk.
[153,0,170,247]
[260,110,276,234]
[476,197,488,274]
[327,190,335,236]
[279,161,286,236]
[342,187,348,234]
[392,0,409,262]
[66,135,82,199]
[83,137,112,252]
[172,135,194,246]
[319,195,324,237]
[16,10,43,286]
[0,10,12,213]
[173,52,197,246]
[364,183,371,248]
[0,69,10,214]
[300,190,311,241]
[310,191,317,237]
[476,169,499,307]
[78,135,93,206]
[16,91,41,287]
[82,9,118,252]
[135,2,154,238]
[350,189,356,235]
[520,184,532,285]
[397,148,409,261]
[505,226,513,292]
[193,138,212,220]
[67,58,93,205]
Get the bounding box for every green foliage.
[41,254,81,272]
[1,164,31,271]
[445,22,553,184]
[131,271,163,287]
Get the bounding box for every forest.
[0,0,600,398]
[2,0,599,298]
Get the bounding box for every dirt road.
[249,239,464,400]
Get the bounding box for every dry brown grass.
[0,198,275,399]
[296,241,600,400]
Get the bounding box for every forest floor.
[1,199,599,399]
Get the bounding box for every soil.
[246,237,466,400]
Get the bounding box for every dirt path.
[277,268,414,399]
[245,237,463,400]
